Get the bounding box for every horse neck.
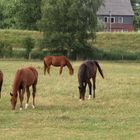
[66,60,73,73]
[12,70,21,96]
[78,64,87,87]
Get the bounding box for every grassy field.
[0,60,140,140]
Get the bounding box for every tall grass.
[0,60,140,140]
[92,32,140,60]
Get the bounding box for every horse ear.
[10,92,13,96]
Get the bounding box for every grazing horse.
[43,56,74,75]
[0,70,3,99]
[10,67,38,110]
[78,60,104,100]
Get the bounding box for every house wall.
[98,15,134,32]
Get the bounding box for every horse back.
[44,56,67,66]
[15,67,38,87]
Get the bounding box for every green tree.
[0,3,4,28]
[40,0,102,59]
[0,0,17,29]
[23,37,35,59]
[0,42,13,58]
[131,0,140,30]
[16,0,42,30]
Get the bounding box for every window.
[118,17,123,23]
[111,17,115,23]
[104,17,108,22]
[104,17,115,23]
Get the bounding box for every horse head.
[10,92,17,110]
[78,85,86,100]
[69,68,74,75]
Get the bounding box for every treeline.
[0,0,140,60]
[0,30,140,60]
[0,0,139,30]
[0,0,103,60]
[0,0,41,30]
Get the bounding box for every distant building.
[97,0,134,32]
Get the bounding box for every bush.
[0,42,13,58]
[22,37,35,59]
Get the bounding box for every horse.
[78,60,104,100]
[0,70,3,99]
[43,56,74,75]
[10,67,38,110]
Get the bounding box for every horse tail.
[94,61,104,79]
[66,58,74,75]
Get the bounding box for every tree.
[16,0,42,30]
[0,0,17,29]
[40,0,103,59]
[23,37,35,60]
[0,3,4,28]
[130,0,140,30]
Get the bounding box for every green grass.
[1,29,140,59]
[0,29,42,48]
[1,29,140,53]
[0,60,140,140]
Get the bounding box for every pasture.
[0,60,140,140]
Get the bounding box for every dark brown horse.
[43,56,74,75]
[0,70,3,99]
[10,67,38,110]
[78,60,104,100]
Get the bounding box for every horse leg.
[47,66,50,75]
[32,84,36,109]
[82,82,87,100]
[19,89,24,110]
[44,64,47,75]
[87,80,92,99]
[92,77,96,99]
[59,66,63,75]
[0,82,2,99]
[25,87,30,109]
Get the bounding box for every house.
[97,0,134,32]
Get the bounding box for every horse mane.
[65,58,74,75]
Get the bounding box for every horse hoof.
[20,107,23,111]
[25,103,28,109]
[88,95,92,100]
[32,105,35,109]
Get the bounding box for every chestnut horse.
[0,70,3,99]
[10,67,38,110]
[78,60,104,100]
[43,56,74,75]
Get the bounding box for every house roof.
[97,0,134,16]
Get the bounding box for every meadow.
[0,60,140,140]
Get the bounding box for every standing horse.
[78,60,104,100]
[0,70,3,99]
[10,67,38,110]
[43,56,74,75]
